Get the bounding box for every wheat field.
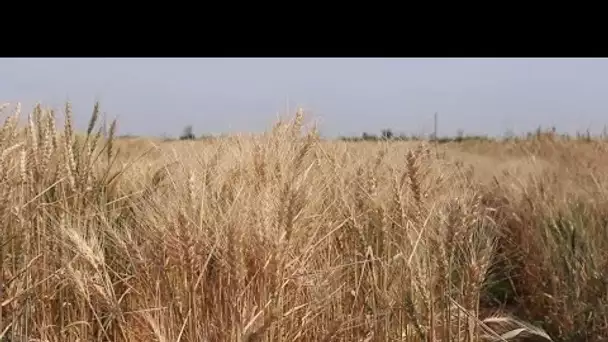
[0,102,606,342]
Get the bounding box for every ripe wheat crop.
[0,102,606,341]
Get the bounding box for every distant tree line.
[172,124,608,143]
[338,126,608,144]
[338,128,492,143]
[177,125,214,141]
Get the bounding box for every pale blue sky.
[1,58,608,138]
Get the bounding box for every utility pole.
[433,112,438,142]
[433,112,439,157]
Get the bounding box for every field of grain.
[1,102,607,342]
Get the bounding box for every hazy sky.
[1,58,608,138]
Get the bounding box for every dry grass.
[1,102,606,341]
